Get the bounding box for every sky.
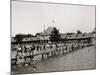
[11,1,95,37]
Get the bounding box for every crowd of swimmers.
[11,41,93,69]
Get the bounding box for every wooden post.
[54,51,56,56]
[42,54,44,60]
[51,52,54,57]
[58,50,60,55]
[63,49,64,54]
[46,53,49,58]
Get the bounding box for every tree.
[77,30,82,34]
[14,33,34,44]
[27,34,34,37]
[49,27,61,42]
[35,33,41,37]
[14,34,23,44]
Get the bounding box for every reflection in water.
[32,65,37,70]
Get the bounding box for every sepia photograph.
[11,0,96,74]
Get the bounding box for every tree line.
[13,27,84,44]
